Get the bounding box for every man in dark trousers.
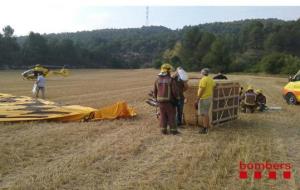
[35,73,46,99]
[154,63,180,135]
[172,67,188,127]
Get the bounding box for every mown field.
[0,69,299,190]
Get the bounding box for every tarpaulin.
[0,93,136,122]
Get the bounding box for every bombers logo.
[239,161,292,180]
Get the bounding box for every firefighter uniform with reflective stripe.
[243,92,256,106]
[154,71,179,134]
[256,90,267,111]
[241,86,257,113]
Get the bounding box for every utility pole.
[146,6,149,26]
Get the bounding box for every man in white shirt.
[35,73,46,99]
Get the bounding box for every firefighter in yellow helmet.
[255,89,267,111]
[160,63,173,73]
[241,86,257,113]
[154,63,180,135]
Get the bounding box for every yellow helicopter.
[22,64,70,80]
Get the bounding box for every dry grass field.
[0,69,299,190]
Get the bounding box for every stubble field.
[0,69,299,190]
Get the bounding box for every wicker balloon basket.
[183,79,240,127]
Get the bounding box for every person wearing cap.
[172,67,189,127]
[195,68,215,134]
[256,89,267,112]
[241,86,257,113]
[154,63,180,135]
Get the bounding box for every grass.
[0,69,299,190]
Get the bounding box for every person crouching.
[256,89,267,112]
[154,64,180,135]
[241,86,256,113]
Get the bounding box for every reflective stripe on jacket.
[154,74,179,103]
[244,92,256,106]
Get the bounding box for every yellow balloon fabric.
[0,93,136,122]
[92,101,137,121]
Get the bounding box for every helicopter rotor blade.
[27,65,68,69]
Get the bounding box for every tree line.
[1,26,177,69]
[0,18,300,74]
[158,19,300,74]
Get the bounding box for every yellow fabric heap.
[0,93,136,122]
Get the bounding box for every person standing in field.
[35,73,46,99]
[172,67,189,127]
[195,68,215,134]
[154,63,180,135]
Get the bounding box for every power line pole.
[146,6,149,26]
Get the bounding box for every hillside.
[1,19,300,73]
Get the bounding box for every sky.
[0,4,300,36]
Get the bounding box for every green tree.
[22,32,49,66]
[202,38,230,72]
[259,52,287,74]
[280,55,300,74]
[248,21,264,49]
[3,25,14,38]
[0,26,20,68]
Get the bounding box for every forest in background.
[0,18,300,74]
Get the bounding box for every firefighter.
[241,86,257,113]
[256,89,267,112]
[154,64,180,135]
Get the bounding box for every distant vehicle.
[22,64,69,80]
[283,70,300,104]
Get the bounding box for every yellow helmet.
[256,89,262,94]
[160,63,174,73]
[247,86,254,91]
